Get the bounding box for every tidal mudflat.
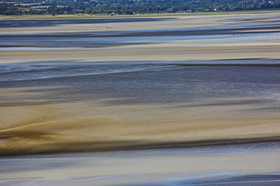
[0,13,280,185]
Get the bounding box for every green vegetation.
[1,0,280,16]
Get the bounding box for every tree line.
[1,0,280,15]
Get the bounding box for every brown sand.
[1,13,280,156]
[1,88,280,156]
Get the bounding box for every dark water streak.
[1,61,280,106]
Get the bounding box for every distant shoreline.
[1,10,280,20]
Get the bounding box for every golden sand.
[1,87,279,156]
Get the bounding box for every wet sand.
[1,96,280,156]
[1,13,280,63]
[1,145,280,185]
[1,12,280,185]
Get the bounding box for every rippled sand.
[1,150,280,184]
[1,12,280,185]
[1,13,280,63]
[1,92,280,156]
